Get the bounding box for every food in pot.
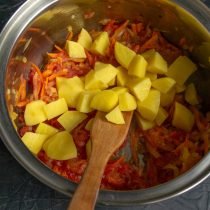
[13,18,210,190]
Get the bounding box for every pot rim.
[0,0,210,206]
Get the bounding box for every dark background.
[0,0,210,209]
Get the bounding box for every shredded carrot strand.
[17,75,27,102]
[42,69,53,78]
[140,32,159,52]
[111,20,129,40]
[31,63,43,83]
[16,100,29,107]
[66,31,73,41]
[54,44,64,52]
[47,69,68,81]
[40,77,49,100]
[28,27,42,33]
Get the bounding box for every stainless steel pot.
[0,0,210,206]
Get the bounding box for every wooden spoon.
[67,111,133,210]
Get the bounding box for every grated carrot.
[31,63,43,83]
[111,20,129,40]
[47,69,68,81]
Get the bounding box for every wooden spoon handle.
[67,148,109,210]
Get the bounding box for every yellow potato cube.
[137,89,160,121]
[172,102,195,132]
[43,131,77,160]
[119,92,137,111]
[90,90,118,112]
[155,107,168,126]
[167,56,197,85]
[185,83,199,105]
[141,49,156,60]
[35,123,58,136]
[56,76,84,108]
[176,84,186,93]
[22,132,48,155]
[114,42,136,69]
[111,87,128,96]
[24,100,47,126]
[117,66,128,86]
[94,62,118,84]
[135,113,155,131]
[77,28,92,50]
[86,139,92,159]
[91,32,110,56]
[44,98,68,120]
[57,111,87,131]
[85,70,108,90]
[145,72,157,81]
[108,77,116,87]
[147,51,168,74]
[105,106,125,124]
[128,54,148,78]
[76,90,100,113]
[85,119,94,131]
[152,77,176,94]
[127,77,151,101]
[160,88,176,107]
[65,40,86,59]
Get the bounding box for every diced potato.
[160,88,176,107]
[76,90,100,113]
[43,131,77,160]
[86,139,92,158]
[111,87,128,95]
[22,132,48,155]
[24,100,47,126]
[65,40,86,59]
[77,28,92,50]
[145,72,157,81]
[94,62,118,84]
[127,77,151,101]
[57,111,87,131]
[91,32,109,56]
[90,90,118,112]
[172,102,195,132]
[135,113,155,131]
[117,66,128,86]
[10,111,18,131]
[35,123,58,136]
[128,55,148,78]
[185,83,199,105]
[147,51,168,74]
[85,70,108,90]
[108,77,116,86]
[141,49,156,60]
[44,98,68,120]
[85,119,94,131]
[152,77,176,94]
[167,56,197,85]
[114,42,136,69]
[176,84,186,93]
[137,89,160,121]
[155,107,168,126]
[105,106,125,124]
[119,92,137,111]
[56,76,84,108]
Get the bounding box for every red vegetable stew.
[14,18,210,190]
